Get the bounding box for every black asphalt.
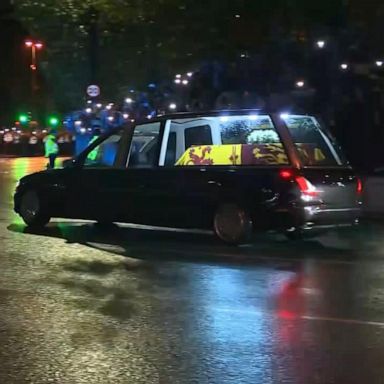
[1,157,384,383]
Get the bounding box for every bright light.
[220,116,229,122]
[19,114,28,124]
[75,120,82,126]
[5,129,9,132]
[25,40,33,47]
[169,103,177,110]
[11,127,16,131]
[17,130,21,134]
[87,100,92,104]
[125,97,133,103]
[182,79,189,85]
[123,113,129,119]
[296,80,305,88]
[280,113,290,119]
[42,129,47,133]
[108,116,114,122]
[85,108,92,113]
[240,53,246,58]
[187,72,193,77]
[235,14,241,18]
[80,127,86,134]
[175,74,181,79]
[0,130,4,134]
[32,131,36,135]
[49,117,59,126]
[96,103,102,108]
[174,79,181,84]
[106,105,112,110]
[340,63,348,70]
[147,114,153,119]
[35,42,43,49]
[316,40,325,48]
[249,114,258,120]
[376,61,383,67]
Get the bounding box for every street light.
[187,72,193,77]
[174,79,181,84]
[85,107,92,114]
[175,74,181,79]
[340,63,349,70]
[296,80,305,88]
[125,98,133,104]
[182,79,189,85]
[316,40,325,49]
[25,39,44,106]
[376,60,383,67]
[24,39,43,72]
[169,103,177,110]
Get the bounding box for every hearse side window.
[127,122,161,168]
[185,125,213,149]
[168,115,289,166]
[84,132,122,168]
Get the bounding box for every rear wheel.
[213,204,253,245]
[19,190,50,227]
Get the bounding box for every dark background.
[2,0,384,169]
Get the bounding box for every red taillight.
[279,169,294,179]
[357,178,363,194]
[295,176,319,197]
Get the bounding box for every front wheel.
[19,190,50,227]
[213,204,253,245]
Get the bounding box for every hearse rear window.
[167,115,289,166]
[282,115,344,166]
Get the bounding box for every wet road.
[1,157,384,383]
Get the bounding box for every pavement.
[1,157,384,383]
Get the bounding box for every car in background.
[14,110,362,244]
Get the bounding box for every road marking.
[214,308,384,328]
[301,315,384,328]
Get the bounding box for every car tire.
[19,190,50,228]
[213,203,253,245]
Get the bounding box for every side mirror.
[62,158,77,168]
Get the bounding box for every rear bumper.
[295,205,361,229]
[299,206,361,229]
[274,205,361,230]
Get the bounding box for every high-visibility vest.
[44,134,59,156]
